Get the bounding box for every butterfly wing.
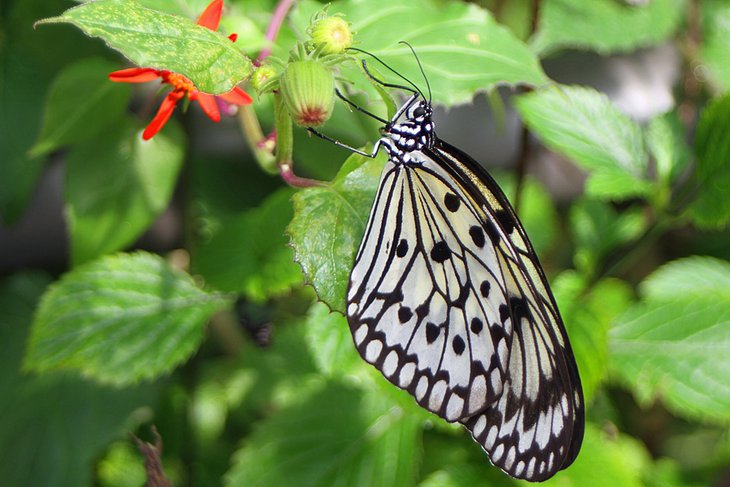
[433,140,584,481]
[346,156,515,422]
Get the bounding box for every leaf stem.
[274,94,325,187]
[258,0,298,63]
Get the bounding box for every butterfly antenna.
[348,47,425,99]
[399,41,431,103]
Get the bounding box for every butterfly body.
[344,94,584,482]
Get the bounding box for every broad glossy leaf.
[224,381,421,487]
[38,0,252,94]
[25,251,231,385]
[516,86,652,200]
[688,93,730,229]
[193,188,303,301]
[610,256,730,422]
[532,0,686,56]
[291,0,548,105]
[29,58,130,157]
[288,152,384,313]
[65,120,184,265]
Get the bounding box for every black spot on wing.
[398,306,412,323]
[452,335,465,355]
[469,225,485,248]
[444,192,460,212]
[396,238,409,257]
[470,317,483,334]
[430,241,451,263]
[426,322,441,343]
[480,280,491,298]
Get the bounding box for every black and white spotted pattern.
[345,96,584,482]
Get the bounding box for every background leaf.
[291,0,548,106]
[532,0,687,56]
[609,256,730,422]
[193,188,303,300]
[65,120,185,265]
[224,381,422,487]
[29,57,131,157]
[38,0,252,94]
[699,0,730,94]
[515,86,652,200]
[688,93,730,229]
[304,301,362,377]
[288,153,383,313]
[25,251,231,385]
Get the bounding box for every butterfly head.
[383,99,435,160]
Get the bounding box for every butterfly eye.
[412,105,426,118]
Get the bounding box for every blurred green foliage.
[2,0,730,486]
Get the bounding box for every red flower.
[109,0,252,140]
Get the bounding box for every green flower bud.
[310,16,353,55]
[250,64,278,94]
[279,60,334,127]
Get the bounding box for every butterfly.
[311,47,584,482]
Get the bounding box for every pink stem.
[257,0,297,63]
[278,161,326,188]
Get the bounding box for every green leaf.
[65,120,184,265]
[292,0,548,105]
[516,86,652,200]
[553,272,633,402]
[540,423,651,487]
[304,302,362,377]
[29,57,131,157]
[288,152,384,313]
[700,0,730,94]
[609,256,730,422]
[192,188,303,301]
[37,0,252,94]
[0,271,155,487]
[25,251,231,385]
[688,93,730,229]
[224,381,422,487]
[645,111,691,188]
[570,199,645,276]
[532,0,687,56]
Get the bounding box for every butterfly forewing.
[347,154,515,422]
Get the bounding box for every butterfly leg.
[335,88,389,124]
[307,127,382,158]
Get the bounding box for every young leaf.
[532,0,687,56]
[37,0,252,94]
[224,381,421,487]
[192,188,303,301]
[609,256,730,422]
[25,251,231,385]
[516,86,652,200]
[29,57,130,157]
[291,0,548,105]
[288,152,384,313]
[65,120,184,265]
[688,93,730,229]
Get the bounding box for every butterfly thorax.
[381,100,435,164]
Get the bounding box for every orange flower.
[109,0,252,140]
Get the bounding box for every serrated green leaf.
[0,271,155,487]
[192,188,303,301]
[516,86,652,200]
[224,381,421,487]
[37,0,252,94]
[25,251,231,385]
[532,0,687,56]
[304,302,362,377]
[65,120,184,265]
[609,256,730,422]
[700,0,730,94]
[688,93,730,229]
[292,0,547,106]
[288,152,384,313]
[645,111,691,189]
[553,272,633,402]
[29,57,130,157]
[540,423,651,487]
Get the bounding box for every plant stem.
[274,94,325,187]
[258,0,298,63]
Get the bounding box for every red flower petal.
[219,86,253,106]
[195,93,221,122]
[197,0,223,30]
[109,67,161,83]
[142,91,184,140]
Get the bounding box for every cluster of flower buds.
[253,10,354,127]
